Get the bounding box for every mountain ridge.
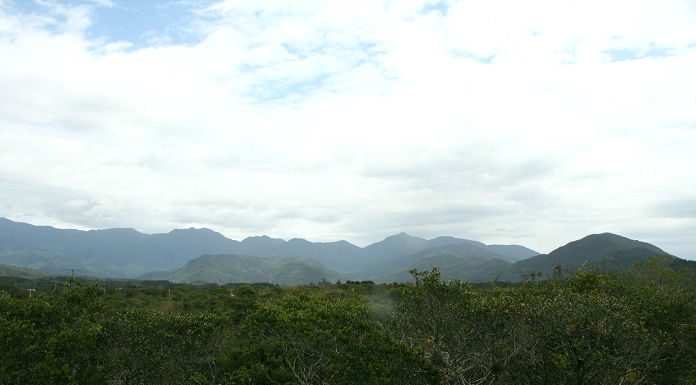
[0,217,538,277]
[6,218,685,284]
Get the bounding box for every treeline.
[1,258,694,385]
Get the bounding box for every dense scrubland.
[1,257,694,385]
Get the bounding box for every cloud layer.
[1,0,695,257]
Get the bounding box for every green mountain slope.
[503,233,672,281]
[376,253,512,283]
[140,254,341,285]
[356,242,515,281]
[485,244,539,261]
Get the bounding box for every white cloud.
[0,0,695,257]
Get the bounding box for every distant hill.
[353,233,481,268]
[0,217,690,284]
[502,233,673,281]
[0,218,241,276]
[140,255,341,285]
[371,253,512,283]
[232,236,364,271]
[360,233,683,283]
[485,244,540,261]
[355,242,516,282]
[0,217,538,277]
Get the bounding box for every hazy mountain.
[503,233,673,281]
[230,233,493,271]
[140,255,341,285]
[0,217,537,277]
[0,218,686,283]
[350,232,491,270]
[378,254,512,283]
[485,244,539,261]
[362,233,679,283]
[233,236,364,271]
[355,242,515,281]
[0,218,241,276]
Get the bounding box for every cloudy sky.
[0,0,695,257]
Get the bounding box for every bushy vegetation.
[1,258,694,385]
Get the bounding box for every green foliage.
[225,290,436,384]
[0,277,104,385]
[396,267,696,385]
[100,309,226,384]
[0,262,694,385]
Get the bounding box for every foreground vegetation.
[1,258,694,385]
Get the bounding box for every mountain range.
[0,217,536,277]
[0,217,691,284]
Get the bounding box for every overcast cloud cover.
[0,0,695,257]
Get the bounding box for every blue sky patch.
[8,0,214,47]
[605,45,673,61]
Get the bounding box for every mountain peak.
[585,232,628,240]
[386,232,413,240]
[168,227,223,236]
[170,227,212,233]
[90,227,141,234]
[242,235,284,242]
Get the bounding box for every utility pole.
[269,272,272,284]
[27,288,36,297]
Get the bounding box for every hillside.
[374,254,512,283]
[503,233,673,281]
[0,263,51,279]
[355,242,516,281]
[140,255,341,285]
[485,244,540,261]
[364,233,683,283]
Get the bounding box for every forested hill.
[140,255,341,285]
[502,233,676,281]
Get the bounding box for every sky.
[0,0,695,257]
